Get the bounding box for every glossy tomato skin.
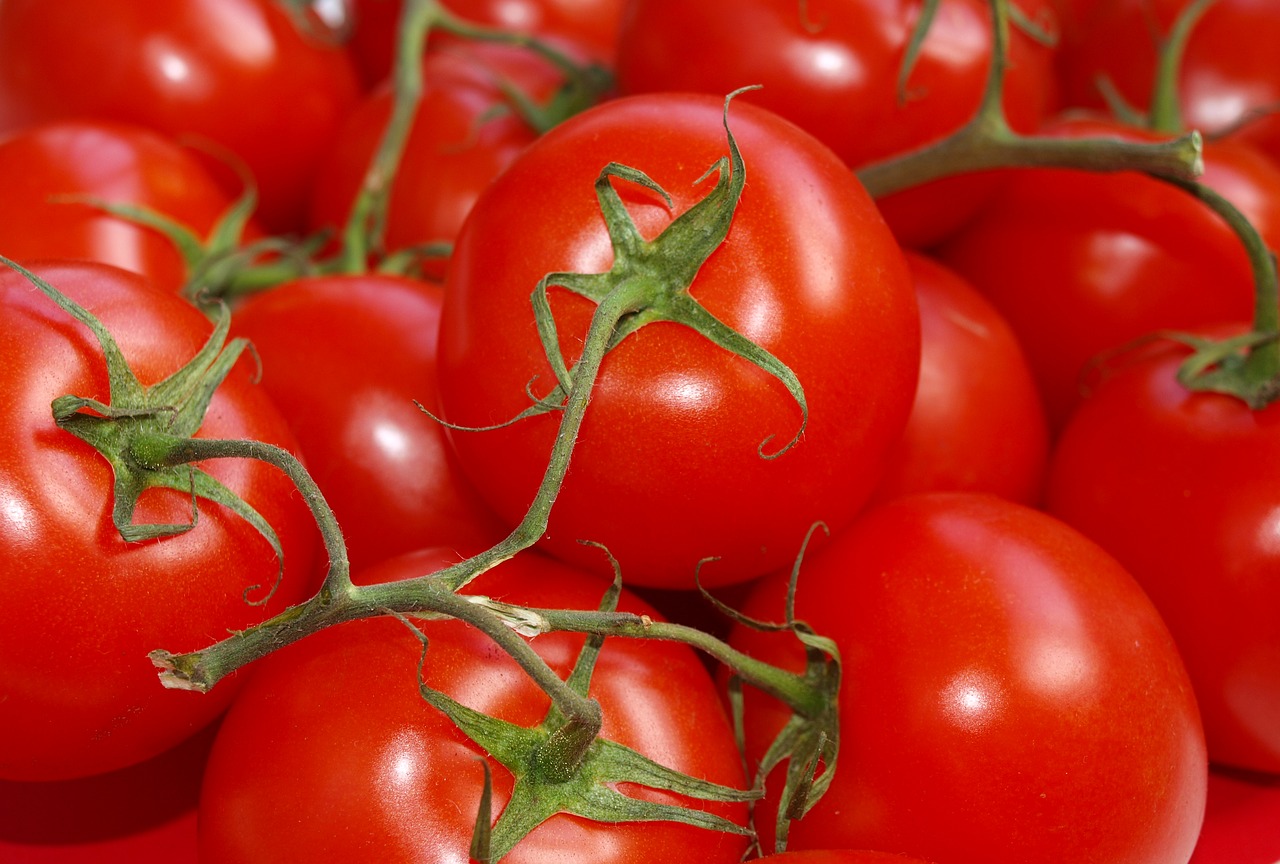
[308,42,576,267]
[1059,0,1280,167]
[614,0,1060,248]
[1045,334,1280,774]
[869,252,1048,506]
[437,93,919,589]
[936,115,1280,430]
[1189,767,1280,862]
[0,120,255,294]
[0,0,362,232]
[0,262,320,781]
[198,547,749,864]
[731,493,1207,862]
[230,274,506,573]
[0,722,210,863]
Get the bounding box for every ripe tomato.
[936,114,1280,430]
[730,493,1207,862]
[1059,0,1280,168]
[0,261,320,780]
[229,273,506,574]
[437,92,919,589]
[754,853,935,864]
[613,0,1060,247]
[0,0,362,232]
[1045,331,1280,774]
[869,251,1048,506]
[198,547,750,863]
[308,41,580,268]
[0,120,256,295]
[0,723,210,863]
[1189,767,1280,863]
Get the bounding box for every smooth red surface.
[0,121,255,294]
[1046,332,1280,773]
[731,493,1207,862]
[870,252,1048,506]
[937,115,1280,430]
[199,548,750,863]
[230,273,506,573]
[0,262,320,780]
[0,0,361,231]
[438,92,918,588]
[1190,767,1280,864]
[614,0,1060,247]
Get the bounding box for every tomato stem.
[1148,0,1220,134]
[857,0,1205,198]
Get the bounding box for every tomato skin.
[1045,333,1280,774]
[0,723,209,863]
[936,115,1280,430]
[437,92,919,589]
[869,252,1048,506]
[1189,767,1280,862]
[308,42,573,266]
[198,547,749,864]
[614,0,1060,247]
[0,121,256,294]
[754,853,935,864]
[731,493,1207,862]
[229,274,506,573]
[0,0,362,232]
[0,262,320,781]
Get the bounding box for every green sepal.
[1,256,286,603]
[392,567,759,863]
[898,0,941,104]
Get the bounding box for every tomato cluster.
[2,1,1279,862]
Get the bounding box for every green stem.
[856,0,1204,198]
[1149,0,1219,134]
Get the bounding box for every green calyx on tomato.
[0,255,286,603]
[391,574,758,862]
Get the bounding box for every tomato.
[754,853,935,864]
[229,273,506,574]
[1059,0,1280,168]
[1189,767,1280,863]
[0,0,362,232]
[936,114,1280,430]
[1044,331,1280,774]
[0,261,320,780]
[198,547,750,863]
[613,0,1061,247]
[869,251,1048,507]
[0,120,257,295]
[348,0,626,86]
[308,41,580,270]
[436,92,919,589]
[0,723,210,863]
[730,493,1207,862]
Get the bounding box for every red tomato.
[198,547,750,863]
[936,114,1280,430]
[869,252,1048,506]
[730,493,1207,862]
[1045,332,1280,774]
[348,0,626,86]
[755,853,935,864]
[614,0,1061,247]
[229,273,506,573]
[0,723,210,863]
[0,0,362,232]
[0,120,257,294]
[1059,0,1280,167]
[308,41,578,268]
[0,262,320,780]
[436,92,919,589]
[1190,767,1280,863]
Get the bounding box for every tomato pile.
[1,0,1279,862]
